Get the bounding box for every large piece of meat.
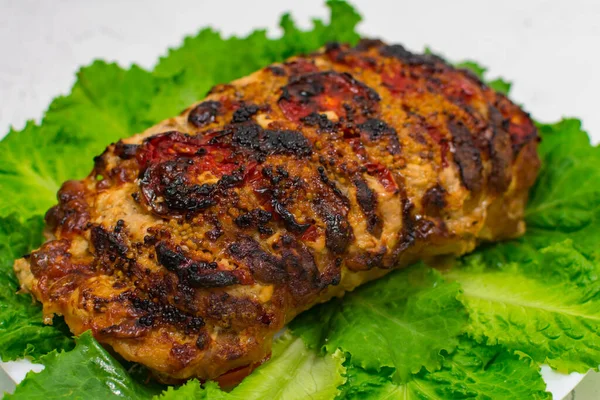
[14,40,540,383]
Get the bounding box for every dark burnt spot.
[262,165,289,185]
[137,315,154,327]
[228,238,287,284]
[396,198,417,254]
[488,106,514,192]
[210,123,312,162]
[422,185,447,216]
[217,171,245,189]
[358,118,401,154]
[232,104,260,123]
[272,200,311,233]
[186,270,240,288]
[261,130,312,158]
[114,219,125,233]
[155,242,240,289]
[317,166,350,206]
[114,141,139,160]
[448,121,483,192]
[137,132,247,215]
[188,100,221,127]
[278,71,380,122]
[155,242,187,272]
[324,214,352,254]
[128,292,205,334]
[205,218,224,241]
[93,149,109,172]
[300,112,338,132]
[353,178,381,236]
[140,159,217,215]
[91,224,128,258]
[380,44,444,67]
[235,209,272,230]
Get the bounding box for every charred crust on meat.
[397,198,417,254]
[278,71,380,121]
[208,123,312,162]
[448,120,483,192]
[140,159,217,215]
[272,200,311,233]
[353,178,382,236]
[358,118,401,154]
[127,292,205,334]
[324,213,352,254]
[267,65,286,76]
[188,100,221,127]
[231,104,260,123]
[300,112,338,132]
[379,44,445,67]
[317,166,350,206]
[155,242,240,289]
[91,224,128,259]
[205,219,224,241]
[114,141,140,159]
[235,209,272,229]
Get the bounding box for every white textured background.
[1,0,599,398]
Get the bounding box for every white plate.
[0,359,586,398]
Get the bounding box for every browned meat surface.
[14,40,540,383]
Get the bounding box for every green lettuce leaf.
[0,215,73,361]
[445,119,600,373]
[447,242,600,373]
[6,331,162,399]
[340,337,550,399]
[527,119,600,259]
[291,264,468,382]
[156,333,346,400]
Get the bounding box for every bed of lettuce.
[1,2,599,399]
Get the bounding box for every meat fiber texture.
[14,40,540,382]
